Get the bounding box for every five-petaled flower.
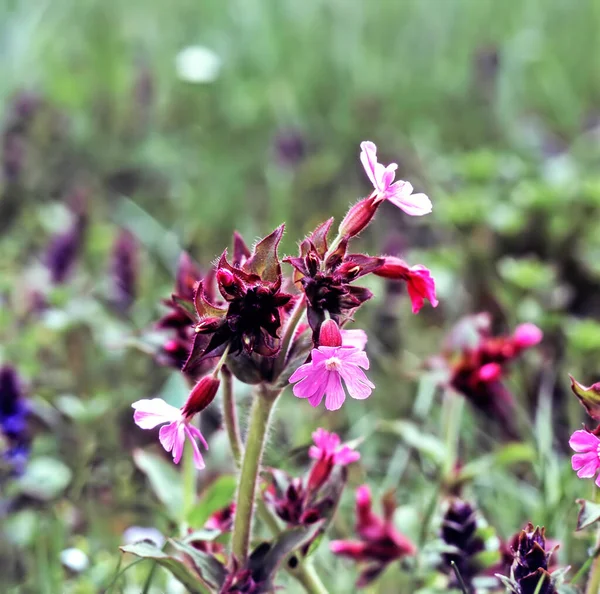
[569,429,600,487]
[330,485,416,587]
[360,141,432,216]
[131,375,219,469]
[289,320,374,410]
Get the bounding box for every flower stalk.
[231,386,280,565]
[586,489,600,594]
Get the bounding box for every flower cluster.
[500,524,558,594]
[439,314,542,433]
[440,499,486,591]
[330,485,416,587]
[266,428,359,530]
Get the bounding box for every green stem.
[272,295,307,380]
[442,390,464,479]
[222,366,243,465]
[586,489,600,594]
[289,560,329,594]
[231,388,279,565]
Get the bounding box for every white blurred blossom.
[175,46,221,83]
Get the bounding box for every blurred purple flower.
[0,365,29,473]
[110,229,138,314]
[273,128,307,168]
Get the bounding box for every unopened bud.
[319,319,342,347]
[570,375,600,421]
[181,375,220,417]
[339,196,380,238]
[217,268,244,298]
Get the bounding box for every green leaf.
[133,449,184,522]
[459,443,536,481]
[244,224,285,282]
[379,420,445,465]
[187,475,237,528]
[576,499,600,531]
[17,457,72,500]
[120,542,210,594]
[171,295,198,322]
[168,539,227,589]
[250,522,324,587]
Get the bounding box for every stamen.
[325,356,342,371]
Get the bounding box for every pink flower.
[306,428,360,493]
[374,257,438,313]
[360,141,432,216]
[513,323,543,349]
[309,428,360,466]
[132,375,219,470]
[289,345,374,411]
[330,484,416,587]
[570,430,600,487]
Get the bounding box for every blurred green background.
[1,0,600,592]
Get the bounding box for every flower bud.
[318,319,342,347]
[569,375,600,421]
[217,268,244,299]
[513,323,543,349]
[338,196,380,238]
[181,375,220,417]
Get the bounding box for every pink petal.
[576,457,600,479]
[339,364,374,400]
[340,348,370,370]
[186,423,209,449]
[288,361,313,383]
[184,425,206,469]
[572,452,598,471]
[292,365,328,399]
[324,372,346,411]
[381,164,398,190]
[386,181,432,216]
[132,398,181,429]
[308,389,325,408]
[359,141,379,190]
[308,445,321,460]
[569,430,600,453]
[333,445,360,465]
[172,423,186,464]
[158,421,179,453]
[341,329,368,350]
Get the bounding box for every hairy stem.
[273,295,307,380]
[231,388,279,565]
[586,489,600,594]
[221,366,243,465]
[289,560,329,594]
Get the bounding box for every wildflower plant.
[124,141,439,592]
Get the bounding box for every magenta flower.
[360,141,432,216]
[309,428,360,466]
[289,345,374,410]
[341,329,368,350]
[132,375,219,470]
[374,256,438,313]
[570,430,600,487]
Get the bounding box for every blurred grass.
[1,0,600,592]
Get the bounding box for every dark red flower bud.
[181,375,220,417]
[338,196,380,238]
[217,268,245,299]
[318,319,342,347]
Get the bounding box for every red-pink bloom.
[289,345,374,411]
[330,485,416,587]
[307,428,360,492]
[374,256,438,313]
[513,323,543,349]
[360,141,432,216]
[570,430,600,487]
[309,428,360,466]
[132,376,219,469]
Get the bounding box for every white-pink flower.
[289,345,374,411]
[360,141,432,216]
[132,398,208,469]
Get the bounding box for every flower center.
[325,356,342,371]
